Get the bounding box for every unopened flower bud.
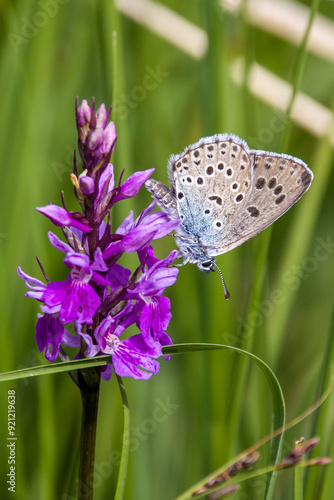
[96,103,108,129]
[79,175,95,196]
[88,129,104,151]
[101,122,117,155]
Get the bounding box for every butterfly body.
[145,133,313,274]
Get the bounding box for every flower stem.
[78,367,101,500]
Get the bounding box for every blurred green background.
[1,0,334,499]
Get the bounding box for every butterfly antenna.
[213,262,230,300]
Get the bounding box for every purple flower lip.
[39,252,111,325]
[43,273,101,325]
[93,315,161,380]
[35,314,80,362]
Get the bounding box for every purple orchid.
[18,98,179,381]
[93,315,161,380]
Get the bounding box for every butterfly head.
[197,258,230,300]
[197,257,216,273]
[181,249,230,300]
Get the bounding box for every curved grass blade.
[0,355,111,382]
[169,344,333,500]
[163,342,285,500]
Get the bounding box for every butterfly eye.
[201,260,213,269]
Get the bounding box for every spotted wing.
[205,150,313,256]
[167,134,253,248]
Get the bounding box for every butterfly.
[145,133,313,299]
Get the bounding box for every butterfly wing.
[205,149,313,256]
[168,134,254,249]
[147,134,313,262]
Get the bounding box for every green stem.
[78,367,101,500]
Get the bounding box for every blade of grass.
[294,464,304,500]
[267,0,324,366]
[318,432,334,500]
[202,1,247,471]
[38,376,57,500]
[0,355,111,382]
[304,306,334,500]
[190,0,223,441]
[114,375,130,500]
[104,0,132,210]
[166,340,285,500]
[225,228,278,494]
[268,131,334,365]
[280,0,321,152]
[169,348,332,500]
